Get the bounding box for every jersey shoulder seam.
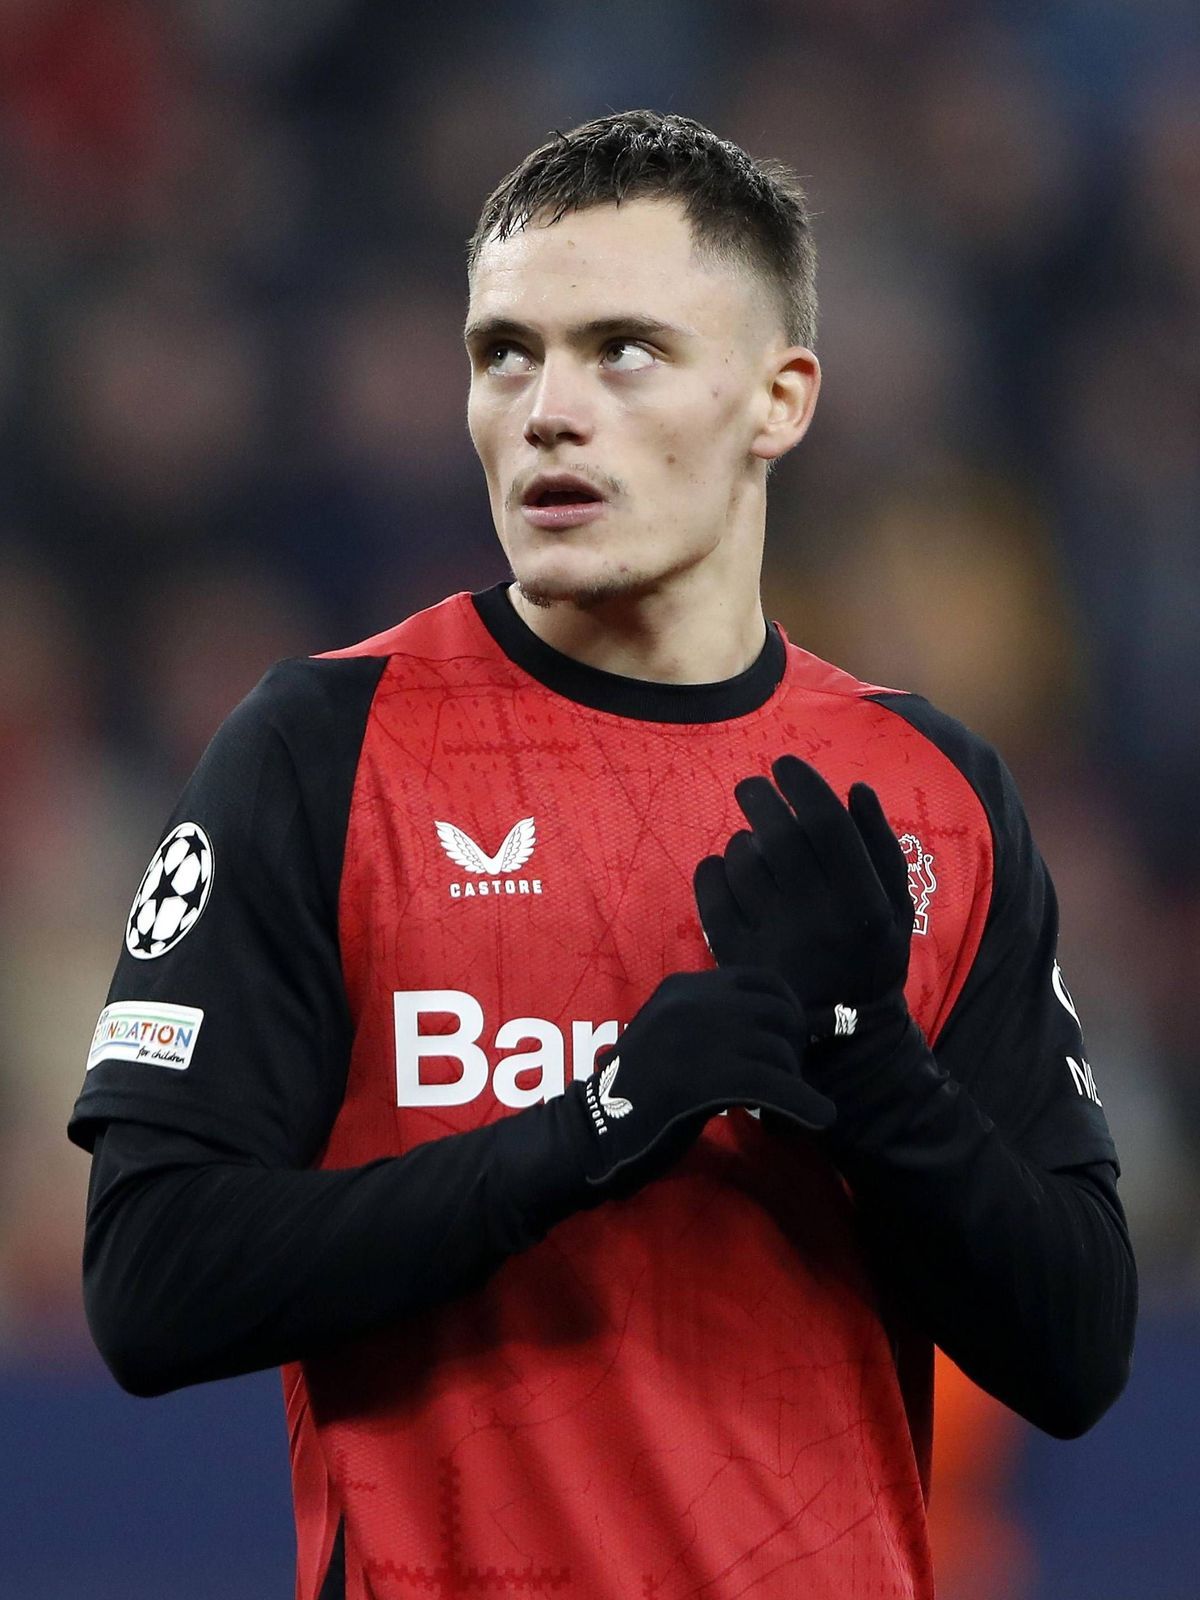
[866,691,1028,918]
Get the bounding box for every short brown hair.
[468,110,818,348]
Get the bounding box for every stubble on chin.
[514,570,651,613]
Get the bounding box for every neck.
[506,572,768,685]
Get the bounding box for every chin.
[512,555,656,613]
[512,566,652,608]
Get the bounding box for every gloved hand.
[570,966,835,1190]
[693,756,914,1043]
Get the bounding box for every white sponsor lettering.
[493,1016,564,1106]
[1052,960,1081,1028]
[393,990,489,1106]
[1066,1055,1102,1107]
[572,1019,619,1070]
[87,1001,205,1072]
[394,991,621,1108]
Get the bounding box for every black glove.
[566,966,835,1191]
[693,756,915,1044]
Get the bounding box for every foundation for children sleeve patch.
[87,1001,205,1073]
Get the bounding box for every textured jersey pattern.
[283,593,997,1600]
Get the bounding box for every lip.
[521,471,606,505]
[520,501,608,529]
[517,470,609,531]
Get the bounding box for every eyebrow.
[463,314,698,350]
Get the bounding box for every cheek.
[704,378,757,438]
[465,390,487,451]
[467,396,504,477]
[648,394,745,489]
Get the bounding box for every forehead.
[467,198,764,339]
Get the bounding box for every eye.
[484,343,535,376]
[601,340,656,373]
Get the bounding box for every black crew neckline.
[471,582,786,724]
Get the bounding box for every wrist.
[804,990,911,1050]
[488,1082,598,1248]
[807,1009,946,1153]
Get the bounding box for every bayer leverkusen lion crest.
[899,833,937,936]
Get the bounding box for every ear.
[750,348,821,463]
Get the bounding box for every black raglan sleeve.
[70,657,594,1397]
[70,655,385,1162]
[817,695,1136,1437]
[884,694,1118,1175]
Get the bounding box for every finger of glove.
[588,1104,720,1186]
[716,1064,836,1131]
[723,830,779,924]
[732,995,810,1063]
[598,1071,835,1188]
[733,774,822,893]
[702,965,809,1038]
[848,783,913,932]
[637,966,803,1026]
[692,856,749,965]
[770,755,886,917]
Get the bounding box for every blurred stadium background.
[1,1,1198,1594]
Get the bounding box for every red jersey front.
[75,583,1116,1599]
[284,588,1001,1600]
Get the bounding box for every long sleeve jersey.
[72,584,1133,1600]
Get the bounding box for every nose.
[523,356,592,449]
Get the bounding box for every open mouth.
[519,476,609,524]
[526,486,603,508]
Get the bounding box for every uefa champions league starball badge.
[125,822,215,959]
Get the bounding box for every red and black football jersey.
[71,584,1116,1600]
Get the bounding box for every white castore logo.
[586,1055,633,1137]
[435,817,542,900]
[436,817,535,874]
[598,1059,632,1118]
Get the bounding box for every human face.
[465,199,787,611]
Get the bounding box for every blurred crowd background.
[1,0,1198,1595]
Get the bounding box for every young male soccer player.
[71,112,1136,1599]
